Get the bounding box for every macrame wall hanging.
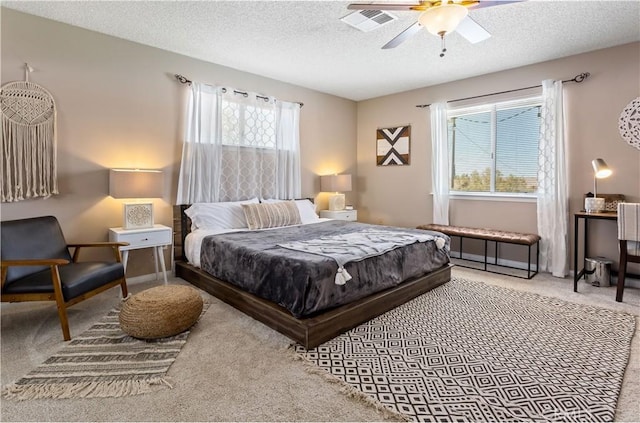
[1,64,59,202]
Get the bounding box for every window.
[221,101,277,149]
[218,98,278,199]
[447,97,541,196]
[176,82,300,204]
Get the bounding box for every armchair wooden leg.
[56,302,72,341]
[120,277,129,298]
[50,265,71,341]
[616,240,627,303]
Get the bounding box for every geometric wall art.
[376,125,411,166]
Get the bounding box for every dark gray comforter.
[200,220,450,318]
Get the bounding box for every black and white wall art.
[376,125,411,166]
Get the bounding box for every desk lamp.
[585,158,612,213]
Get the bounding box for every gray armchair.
[1,216,129,340]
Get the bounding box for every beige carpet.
[2,267,639,422]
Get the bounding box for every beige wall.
[2,8,639,277]
[357,42,640,272]
[0,9,357,277]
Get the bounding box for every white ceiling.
[3,1,639,101]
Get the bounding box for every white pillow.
[294,199,320,224]
[185,198,259,230]
[261,198,320,224]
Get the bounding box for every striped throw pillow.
[242,201,302,230]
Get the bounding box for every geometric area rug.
[295,278,636,422]
[2,304,208,401]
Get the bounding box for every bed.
[173,200,452,349]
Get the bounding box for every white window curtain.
[537,79,569,277]
[177,82,223,203]
[430,102,450,225]
[177,82,301,204]
[275,101,301,199]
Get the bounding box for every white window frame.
[447,96,542,201]
[221,99,278,150]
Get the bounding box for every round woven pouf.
[119,285,204,339]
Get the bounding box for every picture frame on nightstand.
[123,202,154,229]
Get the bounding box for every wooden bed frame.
[173,205,452,349]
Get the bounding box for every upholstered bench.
[417,224,541,279]
[119,285,204,339]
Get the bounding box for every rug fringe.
[290,348,411,422]
[2,377,174,401]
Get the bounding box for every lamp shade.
[320,174,352,193]
[109,169,163,198]
[591,158,612,179]
[418,3,468,36]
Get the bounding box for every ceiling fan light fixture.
[418,3,469,36]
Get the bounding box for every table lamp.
[584,158,612,213]
[320,174,352,211]
[109,169,163,229]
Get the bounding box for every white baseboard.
[126,272,170,285]
[450,249,640,288]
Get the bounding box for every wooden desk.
[573,211,617,292]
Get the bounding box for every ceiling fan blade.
[455,15,491,44]
[469,0,526,9]
[382,21,423,49]
[347,2,432,11]
[347,0,523,12]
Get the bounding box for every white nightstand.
[320,209,358,221]
[109,224,172,284]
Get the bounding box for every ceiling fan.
[347,0,523,56]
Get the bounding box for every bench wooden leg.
[484,239,488,271]
[536,241,540,273]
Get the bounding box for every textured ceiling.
[3,1,639,101]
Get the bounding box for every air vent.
[340,9,398,32]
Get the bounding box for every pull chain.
[438,32,447,58]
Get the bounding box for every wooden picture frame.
[123,202,154,229]
[376,125,411,166]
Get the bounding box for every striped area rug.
[295,278,636,422]
[2,305,207,400]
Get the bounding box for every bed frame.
[172,205,452,349]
